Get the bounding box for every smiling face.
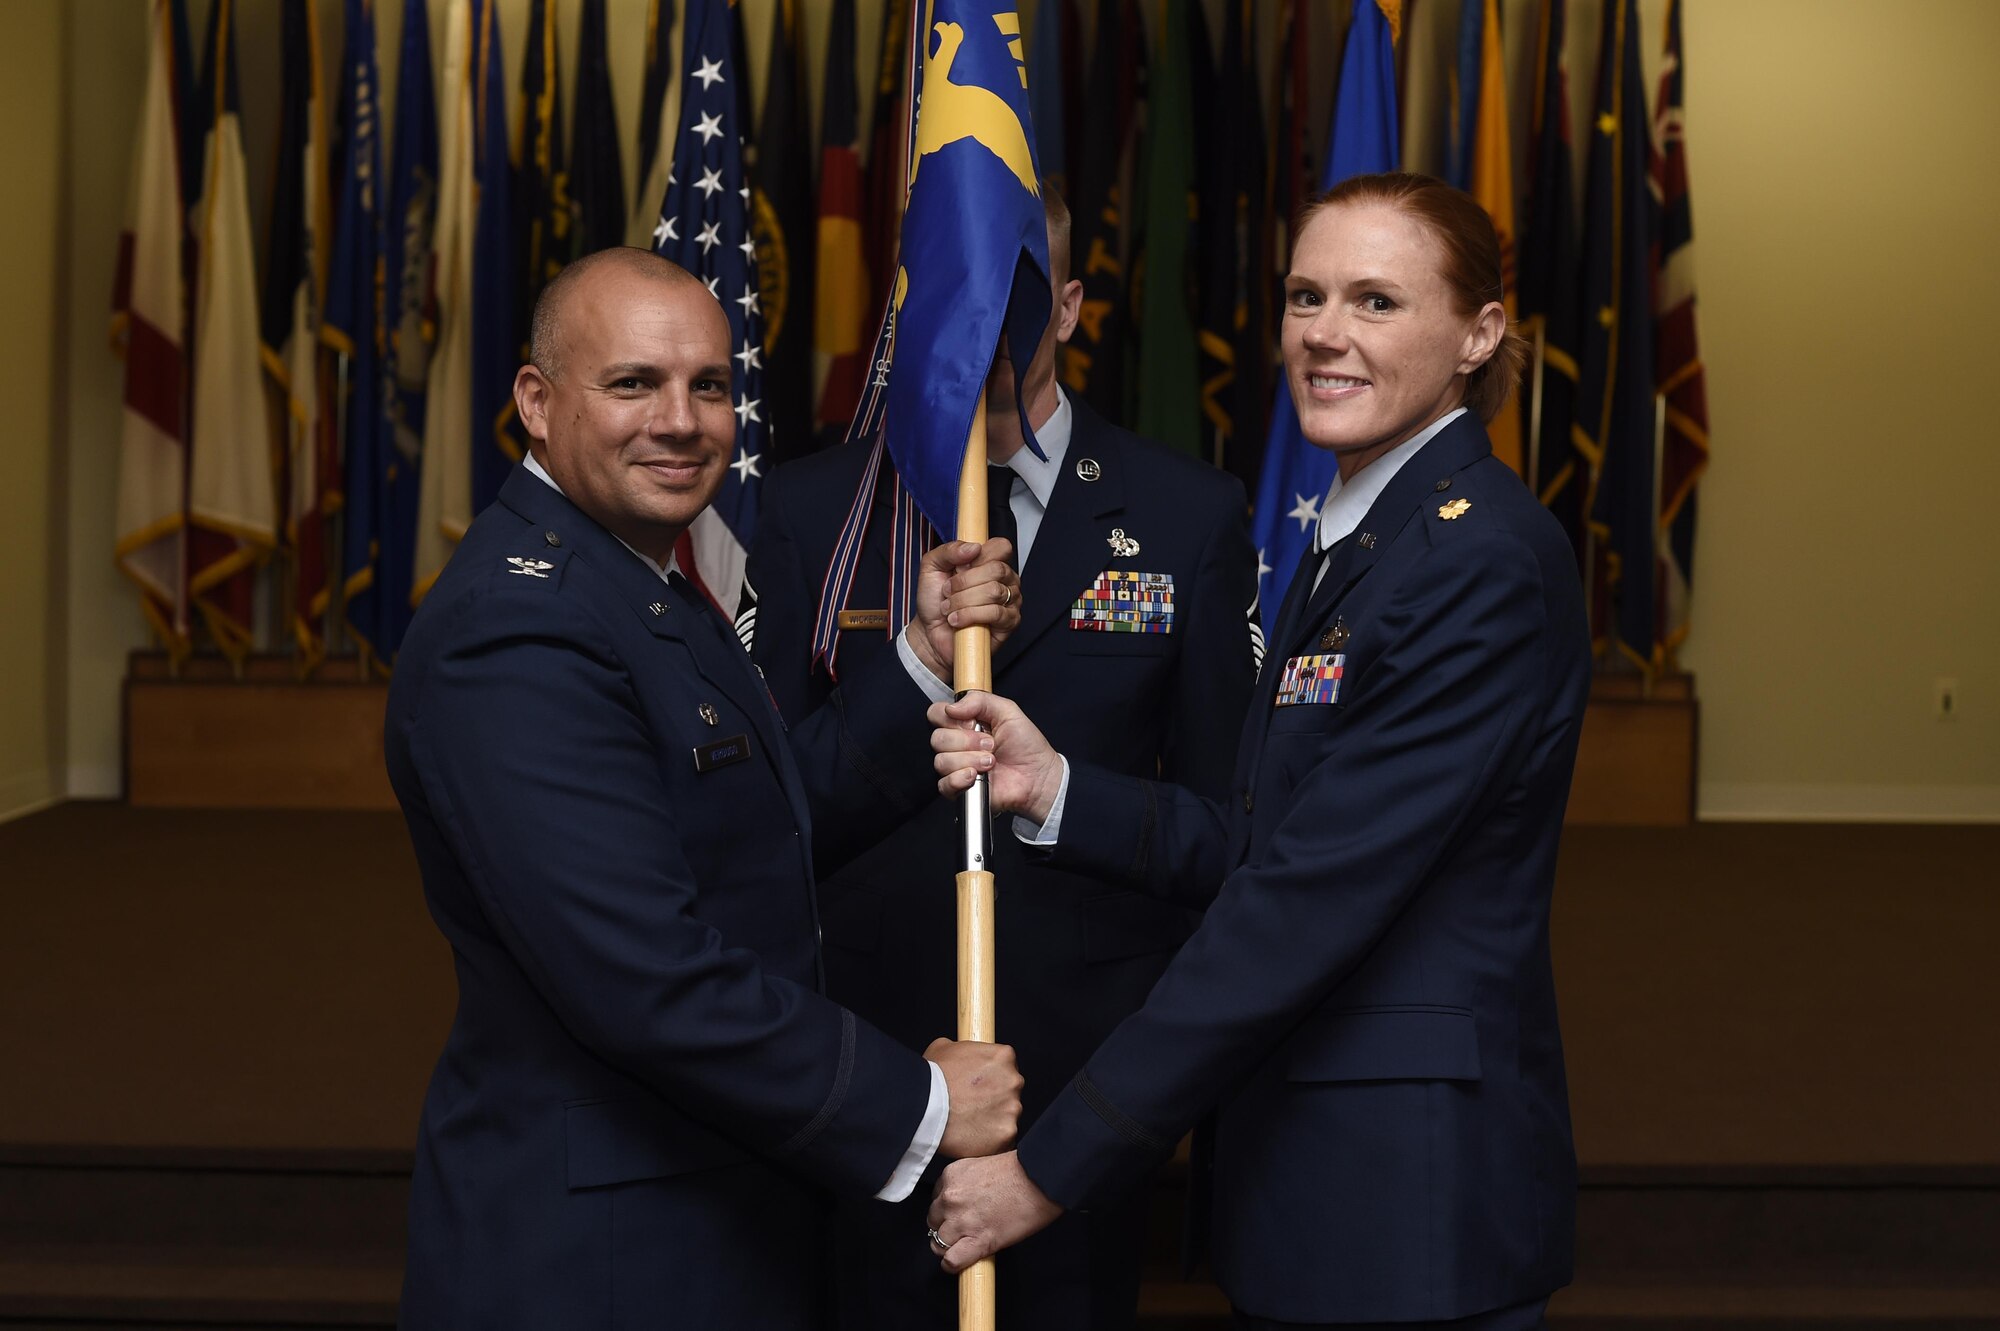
[514,264,735,564]
[1282,200,1503,480]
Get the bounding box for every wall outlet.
[1935,677,1959,721]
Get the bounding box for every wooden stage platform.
[2,807,1995,1327]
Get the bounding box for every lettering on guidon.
[1069,571,1176,634]
[1274,653,1346,707]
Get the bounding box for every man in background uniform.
[745,189,1261,1330]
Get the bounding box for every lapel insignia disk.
[1275,653,1346,706]
[698,702,719,726]
[1075,457,1102,482]
[1319,619,1350,650]
[1107,527,1141,558]
[544,530,562,546]
[506,557,555,578]
[1070,570,1175,634]
[1438,498,1472,520]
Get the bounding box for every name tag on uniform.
[693,733,753,773]
[1275,653,1345,707]
[837,609,890,630]
[1069,570,1176,634]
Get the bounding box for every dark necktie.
[986,465,1019,564]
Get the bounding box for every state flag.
[571,0,625,256]
[1577,0,1660,669]
[1518,0,1584,560]
[188,0,278,663]
[1652,0,1707,664]
[113,0,197,656]
[1131,0,1200,457]
[261,0,329,670]
[1059,0,1138,416]
[324,0,392,672]
[811,0,870,430]
[752,0,816,464]
[413,0,481,603]
[628,0,680,248]
[365,0,439,657]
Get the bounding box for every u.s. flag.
[652,0,766,622]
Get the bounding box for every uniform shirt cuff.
[877,1058,949,1201]
[896,627,957,705]
[1013,756,1071,845]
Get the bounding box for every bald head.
[528,247,718,382]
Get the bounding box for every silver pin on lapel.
[698,702,719,726]
[1075,457,1102,482]
[506,557,554,578]
[1107,528,1141,558]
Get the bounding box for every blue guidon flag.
[881,0,1050,538]
[804,0,1050,677]
[652,0,767,620]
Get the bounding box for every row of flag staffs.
[109,0,1706,680]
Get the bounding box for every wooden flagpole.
[953,388,998,1331]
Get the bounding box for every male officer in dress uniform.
[386,248,1026,1329]
[744,188,1261,1330]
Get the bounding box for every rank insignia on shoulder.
[1438,498,1472,520]
[1106,527,1141,558]
[506,557,555,578]
[1070,570,1175,634]
[1275,653,1345,707]
[1319,619,1350,650]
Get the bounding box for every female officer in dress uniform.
[921,173,1593,1331]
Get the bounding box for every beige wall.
[1649,0,2000,819]
[36,0,2000,819]
[0,2,65,822]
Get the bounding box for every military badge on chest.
[1070,570,1176,634]
[1275,653,1345,707]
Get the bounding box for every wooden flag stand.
[952,390,998,1331]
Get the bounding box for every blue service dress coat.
[1015,412,1591,1325]
[745,395,1260,1329]
[386,465,944,1329]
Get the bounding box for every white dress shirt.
[521,451,948,1201]
[992,386,1074,570]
